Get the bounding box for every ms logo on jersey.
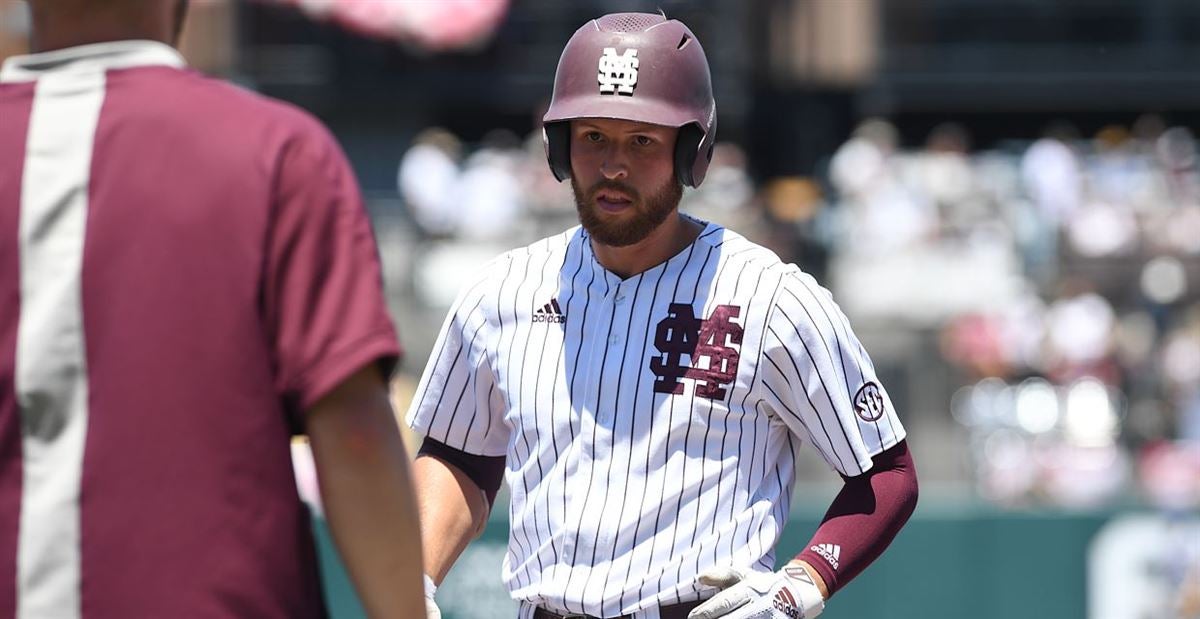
[649,303,743,400]
[598,47,639,95]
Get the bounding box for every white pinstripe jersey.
[407,219,906,618]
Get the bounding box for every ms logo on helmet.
[598,48,639,95]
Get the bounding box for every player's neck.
[590,212,704,280]
[30,8,176,53]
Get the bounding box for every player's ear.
[673,123,710,187]
[543,122,572,182]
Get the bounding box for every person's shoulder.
[696,221,832,303]
[698,221,792,276]
[463,228,579,300]
[491,226,581,268]
[143,69,336,144]
[454,247,524,307]
[519,226,580,257]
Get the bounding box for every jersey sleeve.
[262,118,400,412]
[758,268,905,476]
[405,256,510,457]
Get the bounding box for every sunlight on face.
[569,118,682,247]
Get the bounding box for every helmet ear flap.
[543,122,572,182]
[674,123,706,187]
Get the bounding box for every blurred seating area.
[821,117,1200,509]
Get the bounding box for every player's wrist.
[777,563,826,618]
[782,560,829,600]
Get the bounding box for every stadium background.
[2,0,1198,616]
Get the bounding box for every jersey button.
[598,412,611,424]
[608,334,620,346]
[615,294,626,305]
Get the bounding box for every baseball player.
[0,1,424,617]
[408,12,918,619]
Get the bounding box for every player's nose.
[600,158,628,180]
[600,145,630,180]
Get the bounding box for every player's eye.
[583,131,604,143]
[633,135,655,147]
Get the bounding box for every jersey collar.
[583,216,721,286]
[0,40,186,83]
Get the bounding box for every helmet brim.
[543,95,703,133]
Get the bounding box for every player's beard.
[572,176,683,248]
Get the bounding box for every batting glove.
[424,574,442,619]
[688,564,824,619]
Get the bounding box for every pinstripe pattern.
[408,220,906,618]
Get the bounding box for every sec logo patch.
[853,382,885,422]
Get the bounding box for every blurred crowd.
[390,115,1200,512]
[826,116,1200,510]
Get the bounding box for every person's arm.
[414,455,489,584]
[414,438,506,584]
[791,439,919,597]
[692,273,918,618]
[306,364,425,619]
[691,442,918,619]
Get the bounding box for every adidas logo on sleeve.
[810,543,841,570]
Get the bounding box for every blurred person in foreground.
[408,12,918,619]
[0,1,423,617]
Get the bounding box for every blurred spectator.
[822,113,1200,507]
[1044,281,1118,383]
[916,122,978,235]
[829,118,894,198]
[1162,309,1200,441]
[398,127,462,237]
[516,130,574,218]
[830,118,937,255]
[939,286,1047,381]
[755,176,831,278]
[1138,440,1200,511]
[1157,126,1200,207]
[1021,124,1083,228]
[686,142,756,224]
[451,130,525,241]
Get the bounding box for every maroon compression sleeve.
[418,437,506,508]
[794,440,918,596]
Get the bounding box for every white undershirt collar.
[0,40,186,83]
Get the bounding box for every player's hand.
[424,575,442,619]
[688,564,824,619]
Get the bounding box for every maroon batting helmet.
[542,12,717,187]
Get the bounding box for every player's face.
[569,118,683,248]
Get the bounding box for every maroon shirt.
[0,41,399,617]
